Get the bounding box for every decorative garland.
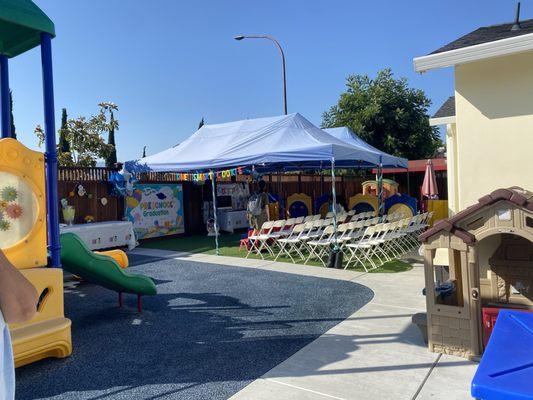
[177,167,245,182]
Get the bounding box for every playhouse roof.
[0,0,55,58]
[128,113,407,173]
[419,187,533,244]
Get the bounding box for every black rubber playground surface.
[16,254,374,400]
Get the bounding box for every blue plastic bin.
[471,310,533,399]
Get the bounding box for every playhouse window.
[433,249,464,307]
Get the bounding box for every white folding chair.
[271,218,294,239]
[275,223,307,263]
[305,225,337,266]
[381,220,402,259]
[345,225,379,271]
[246,220,274,259]
[257,219,286,256]
[303,215,314,223]
[337,221,356,249]
[298,219,324,254]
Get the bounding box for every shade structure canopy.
[0,0,55,58]
[127,113,407,173]
[324,127,407,169]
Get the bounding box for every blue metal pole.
[330,157,339,251]
[40,33,61,267]
[0,55,11,138]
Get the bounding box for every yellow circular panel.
[0,171,40,249]
[388,203,413,218]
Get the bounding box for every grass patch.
[140,232,413,273]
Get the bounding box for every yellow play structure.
[348,179,417,218]
[0,138,129,367]
[0,139,72,367]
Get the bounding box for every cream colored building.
[414,20,533,215]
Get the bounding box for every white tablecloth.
[216,210,249,233]
[60,221,137,250]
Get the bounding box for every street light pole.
[234,35,287,115]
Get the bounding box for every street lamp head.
[234,35,245,41]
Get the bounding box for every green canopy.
[0,0,55,58]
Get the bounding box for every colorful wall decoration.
[0,138,47,269]
[125,184,184,239]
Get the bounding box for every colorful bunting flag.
[176,167,246,182]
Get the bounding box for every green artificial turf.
[140,233,413,273]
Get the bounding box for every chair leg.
[118,292,123,308]
[137,295,142,313]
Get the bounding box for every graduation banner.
[126,184,185,239]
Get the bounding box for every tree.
[142,146,146,158]
[322,69,441,160]
[58,108,70,153]
[100,102,119,167]
[35,103,115,167]
[9,90,16,140]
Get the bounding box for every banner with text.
[126,184,184,239]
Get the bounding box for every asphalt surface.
[16,255,374,400]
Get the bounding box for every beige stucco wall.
[453,52,533,211]
[445,123,458,215]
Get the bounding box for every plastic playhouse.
[419,187,533,359]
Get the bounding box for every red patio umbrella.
[421,159,439,199]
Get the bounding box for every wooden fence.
[58,167,123,225]
[58,166,117,182]
[57,166,445,232]
[57,167,206,233]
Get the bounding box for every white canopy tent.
[127,113,407,256]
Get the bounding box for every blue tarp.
[324,127,407,169]
[127,113,407,173]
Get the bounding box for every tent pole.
[210,170,219,255]
[320,162,325,195]
[331,157,339,250]
[0,55,11,138]
[377,156,384,219]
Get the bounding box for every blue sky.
[9,0,528,161]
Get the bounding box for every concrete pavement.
[132,248,478,400]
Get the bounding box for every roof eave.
[413,32,533,73]
[429,116,456,126]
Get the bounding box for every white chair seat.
[346,243,371,249]
[308,239,334,246]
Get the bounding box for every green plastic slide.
[60,233,157,296]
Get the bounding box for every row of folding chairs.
[342,212,433,271]
[246,211,433,270]
[245,210,377,259]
